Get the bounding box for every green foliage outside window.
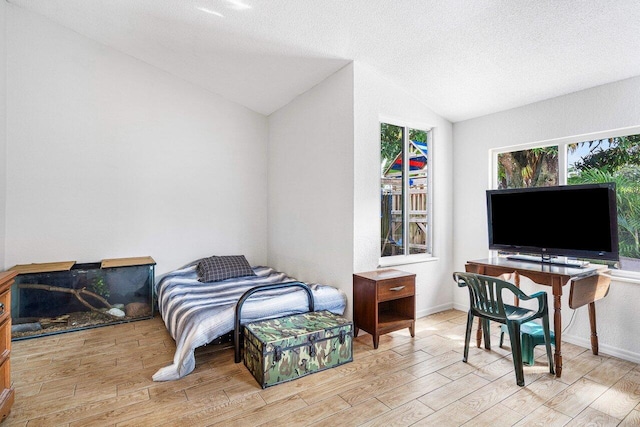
[568,136,640,259]
[570,135,640,173]
[497,146,559,189]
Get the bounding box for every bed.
[152,258,347,381]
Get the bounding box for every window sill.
[608,269,640,285]
[378,255,439,268]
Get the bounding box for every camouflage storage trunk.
[243,310,353,388]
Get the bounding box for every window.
[494,131,640,272]
[380,122,432,260]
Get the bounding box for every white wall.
[267,64,355,314]
[268,63,454,320]
[353,63,454,318]
[453,76,640,361]
[0,0,7,270]
[5,6,269,275]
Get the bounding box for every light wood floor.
[6,309,640,426]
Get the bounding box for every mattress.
[153,261,347,381]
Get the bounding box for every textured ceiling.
[8,0,640,122]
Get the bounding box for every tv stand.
[506,254,588,268]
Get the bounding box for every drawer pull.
[0,303,4,316]
[389,286,405,291]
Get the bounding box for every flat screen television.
[486,183,619,262]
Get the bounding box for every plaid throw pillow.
[197,255,256,283]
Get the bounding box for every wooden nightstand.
[353,269,416,349]
[0,271,16,422]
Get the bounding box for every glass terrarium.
[10,257,155,340]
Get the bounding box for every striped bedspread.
[152,262,347,381]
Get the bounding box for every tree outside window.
[567,135,640,269]
[497,147,558,189]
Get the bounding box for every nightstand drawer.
[377,278,415,302]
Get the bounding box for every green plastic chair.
[453,272,555,386]
[500,322,555,366]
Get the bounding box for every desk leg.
[552,280,563,378]
[476,318,483,348]
[589,302,599,355]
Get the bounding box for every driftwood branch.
[17,284,119,319]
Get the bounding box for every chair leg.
[542,313,555,375]
[499,329,504,348]
[482,319,491,350]
[463,311,474,363]
[507,321,525,386]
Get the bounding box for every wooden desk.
[465,258,610,378]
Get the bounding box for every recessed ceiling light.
[196,6,224,17]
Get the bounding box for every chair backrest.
[453,272,524,322]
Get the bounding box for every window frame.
[489,125,640,279]
[379,119,435,267]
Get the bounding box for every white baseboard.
[416,302,454,320]
[452,303,468,312]
[562,333,640,364]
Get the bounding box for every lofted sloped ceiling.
[7,0,640,122]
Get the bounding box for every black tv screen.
[486,183,619,261]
